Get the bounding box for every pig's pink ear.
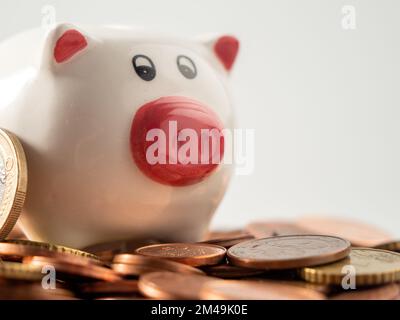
[203,35,240,72]
[42,24,91,69]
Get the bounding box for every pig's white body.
[0,25,236,248]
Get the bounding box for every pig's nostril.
[130,96,225,186]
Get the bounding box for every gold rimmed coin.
[138,271,215,300]
[135,243,226,267]
[112,254,204,276]
[199,279,325,300]
[227,235,351,270]
[0,261,42,281]
[0,129,27,240]
[301,248,400,286]
[0,239,100,263]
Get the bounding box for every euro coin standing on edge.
[0,129,27,240]
[227,235,351,270]
[301,248,400,286]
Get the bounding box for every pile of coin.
[1,128,400,300]
[0,216,400,300]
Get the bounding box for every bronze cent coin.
[200,279,325,300]
[227,235,351,270]
[246,221,312,238]
[204,230,250,241]
[245,277,331,295]
[26,256,121,282]
[296,216,392,247]
[112,254,204,276]
[136,243,226,267]
[330,283,400,300]
[200,234,254,249]
[374,240,400,252]
[83,238,161,262]
[79,280,140,296]
[201,264,265,279]
[0,282,76,300]
[138,271,215,300]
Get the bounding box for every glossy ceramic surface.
[0,24,239,248]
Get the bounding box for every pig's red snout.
[130,96,225,186]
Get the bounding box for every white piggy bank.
[0,24,239,248]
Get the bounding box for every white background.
[0,0,399,236]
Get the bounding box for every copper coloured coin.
[246,278,331,295]
[330,284,400,300]
[374,240,400,252]
[199,234,254,249]
[201,264,265,279]
[201,230,254,248]
[0,282,76,300]
[26,256,121,282]
[112,254,204,276]
[138,271,216,300]
[296,216,392,247]
[95,296,148,300]
[227,235,351,270]
[83,238,161,263]
[0,239,100,263]
[79,280,140,296]
[135,243,226,267]
[204,230,250,241]
[246,221,312,238]
[200,280,325,300]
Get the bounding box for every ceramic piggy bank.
[0,24,239,248]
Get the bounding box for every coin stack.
[1,216,400,300]
[1,129,400,300]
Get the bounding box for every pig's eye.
[132,55,156,81]
[177,55,197,79]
